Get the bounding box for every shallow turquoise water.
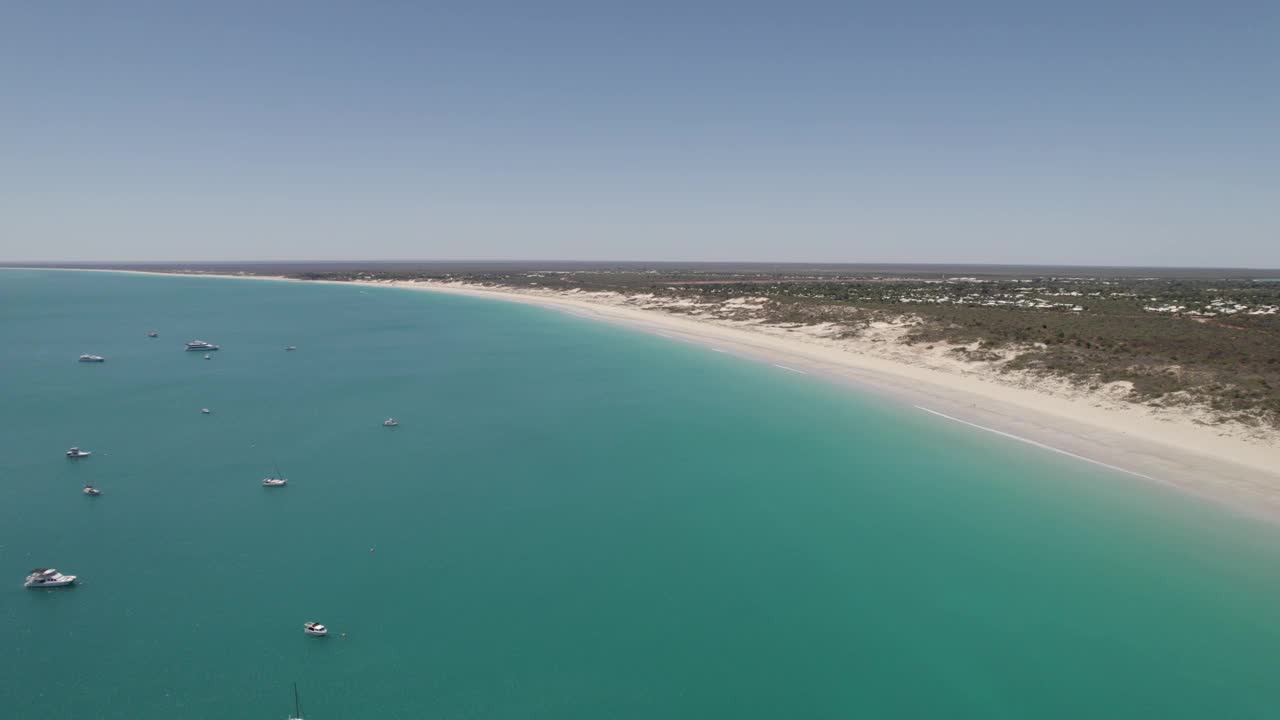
[3,269,1280,718]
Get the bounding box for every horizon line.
[5,259,1280,273]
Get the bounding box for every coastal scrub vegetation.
[286,265,1280,428]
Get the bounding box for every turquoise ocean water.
[4,269,1280,718]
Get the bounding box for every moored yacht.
[383,418,398,427]
[185,340,219,351]
[25,568,77,588]
[79,354,105,362]
[263,463,287,487]
[83,483,102,496]
[66,447,91,458]
[303,621,328,636]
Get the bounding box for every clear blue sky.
[2,1,1277,266]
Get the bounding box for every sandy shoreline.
[399,282,1280,511]
[16,267,1280,522]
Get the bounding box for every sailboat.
[262,462,287,487]
[288,682,304,720]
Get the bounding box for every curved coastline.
[17,266,1280,522]
[398,280,1280,521]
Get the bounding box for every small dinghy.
[303,621,328,636]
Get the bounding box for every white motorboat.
[285,345,297,351]
[148,330,158,338]
[83,483,102,496]
[203,354,211,360]
[25,568,77,588]
[201,408,211,414]
[383,418,399,427]
[186,340,219,351]
[66,447,91,458]
[79,354,105,362]
[303,621,328,636]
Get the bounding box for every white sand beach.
[34,268,1280,522]
[382,279,1280,522]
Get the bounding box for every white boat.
[148,330,158,338]
[83,483,102,496]
[78,354,105,362]
[303,621,328,636]
[201,408,211,414]
[263,463,287,487]
[383,418,399,427]
[25,568,77,588]
[185,340,219,351]
[66,447,91,458]
[203,354,212,360]
[285,345,297,351]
